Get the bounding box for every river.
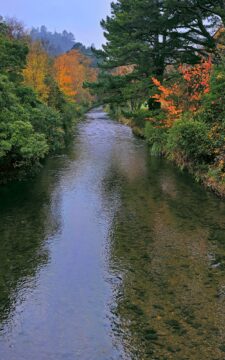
[0,108,225,360]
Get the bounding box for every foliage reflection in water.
[0,108,224,360]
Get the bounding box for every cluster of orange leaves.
[54,50,97,103]
[152,77,182,121]
[23,43,97,105]
[179,59,211,102]
[151,59,212,127]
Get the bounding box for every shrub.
[130,109,150,129]
[145,121,168,155]
[61,102,81,135]
[198,62,225,124]
[0,75,49,170]
[166,119,211,164]
[29,105,65,152]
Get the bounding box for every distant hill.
[71,42,98,67]
[30,26,98,67]
[30,26,75,56]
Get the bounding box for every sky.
[1,0,112,47]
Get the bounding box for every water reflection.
[0,108,224,360]
[0,163,64,329]
[106,156,225,359]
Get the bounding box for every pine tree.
[91,0,220,111]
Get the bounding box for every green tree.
[0,75,48,170]
[0,18,28,81]
[92,0,218,111]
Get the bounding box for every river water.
[0,108,225,360]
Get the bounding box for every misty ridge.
[30,25,98,66]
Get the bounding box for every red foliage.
[179,58,212,107]
[150,58,212,127]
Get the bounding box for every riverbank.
[0,105,89,185]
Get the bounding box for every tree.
[176,0,225,29]
[0,17,28,81]
[151,58,212,126]
[0,17,88,180]
[0,74,48,168]
[54,49,97,104]
[23,41,50,102]
[30,26,76,56]
[3,17,28,39]
[92,0,218,111]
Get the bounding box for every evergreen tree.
[92,0,219,110]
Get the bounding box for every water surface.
[0,108,225,359]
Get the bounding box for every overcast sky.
[1,0,112,47]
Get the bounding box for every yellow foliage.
[23,42,50,102]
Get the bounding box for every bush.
[166,119,210,164]
[130,109,150,129]
[0,75,49,170]
[29,105,65,152]
[61,102,81,135]
[8,120,48,162]
[198,62,225,124]
[145,121,168,155]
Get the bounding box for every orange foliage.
[179,59,212,106]
[152,77,182,126]
[54,50,97,103]
[151,58,212,127]
[23,41,50,102]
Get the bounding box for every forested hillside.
[30,25,98,66]
[91,0,225,197]
[30,26,75,56]
[0,17,97,182]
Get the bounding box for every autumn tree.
[54,49,97,104]
[151,77,182,127]
[151,59,212,127]
[23,41,50,102]
[179,59,212,110]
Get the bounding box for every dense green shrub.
[29,105,65,152]
[0,81,81,174]
[16,85,40,107]
[130,109,150,129]
[5,121,48,162]
[0,71,80,174]
[0,75,49,169]
[193,63,225,170]
[166,119,210,164]
[197,62,225,124]
[145,122,168,155]
[144,110,168,155]
[61,102,81,135]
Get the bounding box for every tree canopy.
[92,0,221,110]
